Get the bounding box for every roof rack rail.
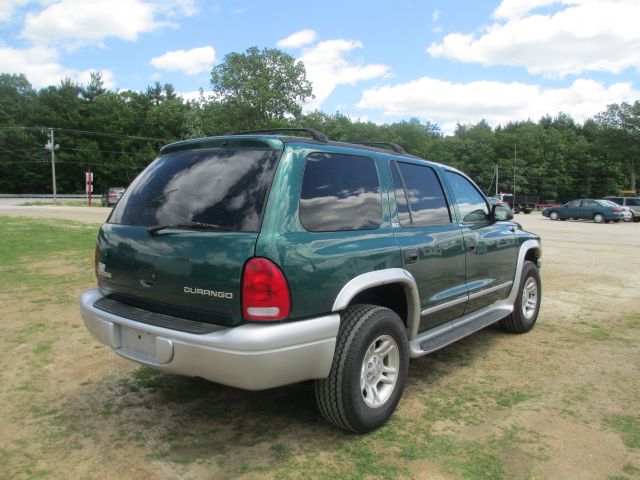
[228,128,329,143]
[349,141,407,154]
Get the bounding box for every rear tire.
[500,261,541,334]
[315,304,408,433]
[593,213,604,223]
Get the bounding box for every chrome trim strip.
[467,281,513,301]
[420,295,468,317]
[332,268,421,340]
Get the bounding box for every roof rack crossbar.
[228,128,329,143]
[349,141,406,154]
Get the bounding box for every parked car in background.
[101,187,125,207]
[493,193,537,214]
[600,200,633,222]
[542,199,626,223]
[603,196,640,222]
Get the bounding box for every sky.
[1,0,639,135]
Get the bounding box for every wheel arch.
[332,269,421,340]
[507,240,542,303]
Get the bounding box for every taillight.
[94,243,99,283]
[242,258,291,321]
[611,207,621,212]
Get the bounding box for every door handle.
[464,238,476,252]
[404,249,418,264]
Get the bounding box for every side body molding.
[332,268,421,340]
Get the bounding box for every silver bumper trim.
[80,289,339,390]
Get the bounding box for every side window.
[583,200,597,208]
[391,162,451,226]
[566,200,580,208]
[299,153,382,232]
[443,171,489,223]
[626,198,640,207]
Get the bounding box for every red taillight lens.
[242,258,291,321]
[94,244,99,283]
[611,207,621,212]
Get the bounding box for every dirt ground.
[0,209,639,479]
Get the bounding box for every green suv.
[80,128,542,433]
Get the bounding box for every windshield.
[109,148,281,232]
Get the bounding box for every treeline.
[1,66,638,201]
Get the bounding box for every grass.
[0,214,639,479]
[606,415,640,449]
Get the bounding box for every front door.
[443,171,518,314]
[389,161,467,332]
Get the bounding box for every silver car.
[603,197,640,222]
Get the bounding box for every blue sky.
[1,0,639,134]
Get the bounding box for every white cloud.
[0,0,30,22]
[21,0,177,46]
[178,89,215,102]
[277,29,317,49]
[428,0,640,77]
[0,45,115,89]
[150,46,215,75]
[357,77,640,135]
[432,9,441,22]
[297,39,390,110]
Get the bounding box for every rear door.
[390,161,466,332]
[443,171,518,314]
[98,144,283,326]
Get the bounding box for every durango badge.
[183,286,233,299]
[97,262,112,279]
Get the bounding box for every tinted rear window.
[109,148,281,231]
[299,153,382,232]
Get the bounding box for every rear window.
[109,148,281,231]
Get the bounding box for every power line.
[0,126,171,142]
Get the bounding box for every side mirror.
[492,204,513,222]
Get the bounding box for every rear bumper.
[79,289,339,390]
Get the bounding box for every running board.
[409,303,513,358]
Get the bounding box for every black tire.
[315,304,408,433]
[522,209,531,214]
[513,205,521,214]
[500,261,541,334]
[549,211,559,221]
[593,213,604,223]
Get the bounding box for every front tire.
[500,261,541,334]
[549,211,559,221]
[315,304,408,433]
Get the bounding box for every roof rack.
[349,141,407,154]
[228,128,329,143]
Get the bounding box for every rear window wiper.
[148,222,233,235]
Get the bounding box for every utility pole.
[513,144,517,196]
[45,128,59,203]
[495,163,499,195]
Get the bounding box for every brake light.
[611,207,621,212]
[94,243,99,283]
[242,258,291,321]
[108,194,117,199]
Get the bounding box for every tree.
[210,47,313,129]
[82,71,107,102]
[595,101,640,191]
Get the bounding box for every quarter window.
[299,153,382,232]
[443,171,489,223]
[391,162,451,226]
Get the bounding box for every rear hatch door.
[97,139,283,326]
